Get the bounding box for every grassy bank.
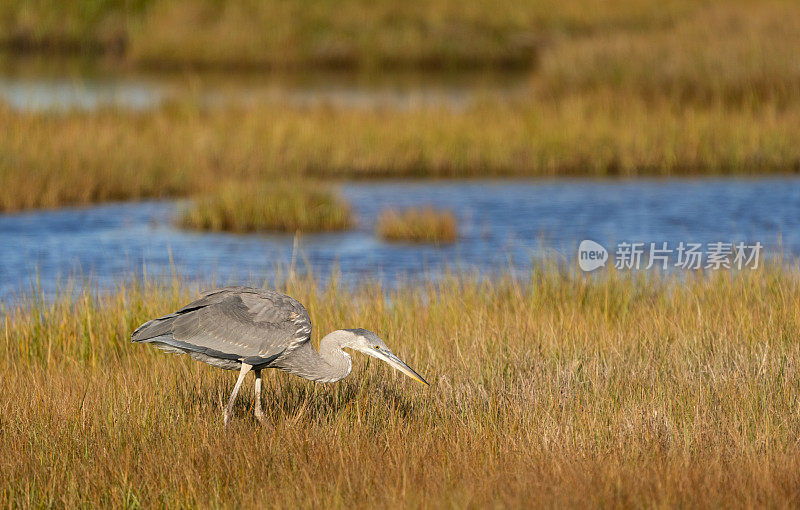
[1,0,799,213]
[178,180,352,233]
[3,93,800,211]
[537,1,800,107]
[0,0,697,68]
[2,1,795,78]
[1,267,799,506]
[1,0,794,82]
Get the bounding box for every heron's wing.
[132,287,312,366]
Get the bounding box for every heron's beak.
[374,349,429,386]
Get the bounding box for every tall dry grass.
[1,267,799,506]
[2,93,800,211]
[0,0,696,67]
[0,0,799,213]
[538,1,800,106]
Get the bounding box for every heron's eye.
[374,345,380,350]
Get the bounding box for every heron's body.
[132,286,427,426]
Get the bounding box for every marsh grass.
[538,1,800,107]
[3,93,800,211]
[178,180,352,233]
[377,207,457,244]
[0,0,791,81]
[2,1,800,212]
[0,0,696,67]
[2,267,800,506]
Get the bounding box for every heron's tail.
[131,313,178,343]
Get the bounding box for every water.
[1,178,799,301]
[0,58,529,111]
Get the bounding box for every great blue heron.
[132,286,428,426]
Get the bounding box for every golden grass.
[0,0,788,80]
[1,0,799,212]
[377,207,457,244]
[1,267,800,506]
[178,180,352,233]
[3,92,800,211]
[0,0,696,67]
[538,1,800,106]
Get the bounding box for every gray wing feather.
[132,286,312,365]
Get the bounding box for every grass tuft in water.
[377,207,458,244]
[178,180,352,233]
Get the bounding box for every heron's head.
[340,328,429,386]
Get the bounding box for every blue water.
[1,178,799,301]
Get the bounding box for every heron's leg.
[224,362,252,428]
[253,369,266,423]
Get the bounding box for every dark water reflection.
[1,178,799,301]
[0,57,530,111]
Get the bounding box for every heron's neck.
[317,332,353,382]
[275,330,352,383]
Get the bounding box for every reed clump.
[377,207,457,244]
[178,181,352,233]
[1,267,799,506]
